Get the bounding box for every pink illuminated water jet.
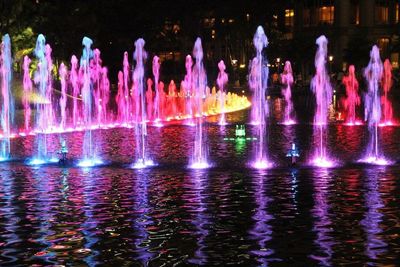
[217,60,228,125]
[381,59,393,126]
[342,65,361,125]
[22,55,32,132]
[310,36,334,167]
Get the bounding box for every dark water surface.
[1,109,400,266]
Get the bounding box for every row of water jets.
[249,27,393,168]
[0,25,395,168]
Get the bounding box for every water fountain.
[0,34,14,161]
[132,38,154,168]
[59,63,67,129]
[342,65,361,125]
[152,55,162,126]
[189,38,209,169]
[249,26,271,169]
[359,45,389,165]
[182,55,194,125]
[22,55,32,132]
[280,61,295,125]
[217,60,228,126]
[123,51,131,125]
[381,59,393,126]
[29,34,57,164]
[70,55,81,128]
[77,37,102,167]
[310,35,334,167]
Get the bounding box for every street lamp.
[276,57,281,73]
[328,55,333,73]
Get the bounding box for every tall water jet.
[31,34,54,164]
[360,45,388,165]
[132,38,154,168]
[78,37,102,167]
[189,38,209,169]
[217,60,228,126]
[123,51,131,124]
[280,61,295,125]
[59,63,67,129]
[0,34,14,160]
[44,44,55,130]
[152,55,162,126]
[182,55,194,125]
[92,48,103,126]
[381,59,393,125]
[100,67,110,124]
[310,35,333,167]
[70,55,80,128]
[342,65,360,125]
[249,26,271,169]
[22,56,32,132]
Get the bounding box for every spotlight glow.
[131,159,155,169]
[311,157,335,168]
[77,158,103,168]
[358,156,391,166]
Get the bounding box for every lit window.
[396,3,399,23]
[375,4,389,24]
[353,4,360,25]
[285,9,294,27]
[317,6,334,25]
[377,38,390,54]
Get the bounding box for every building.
[284,0,399,77]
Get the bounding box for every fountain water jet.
[359,46,390,165]
[189,38,209,169]
[249,26,271,169]
[152,56,162,126]
[70,55,81,128]
[77,37,102,167]
[381,59,393,126]
[217,60,228,126]
[280,61,295,125]
[0,34,14,161]
[342,65,361,125]
[29,34,57,164]
[310,36,334,167]
[132,38,154,169]
[59,63,67,129]
[22,56,32,132]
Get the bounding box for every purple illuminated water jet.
[310,36,334,168]
[359,46,390,165]
[249,26,272,169]
[132,38,154,169]
[78,37,102,167]
[189,38,209,169]
[280,61,295,125]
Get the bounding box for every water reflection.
[186,170,210,265]
[132,170,154,264]
[310,169,335,266]
[249,171,274,265]
[361,168,387,262]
